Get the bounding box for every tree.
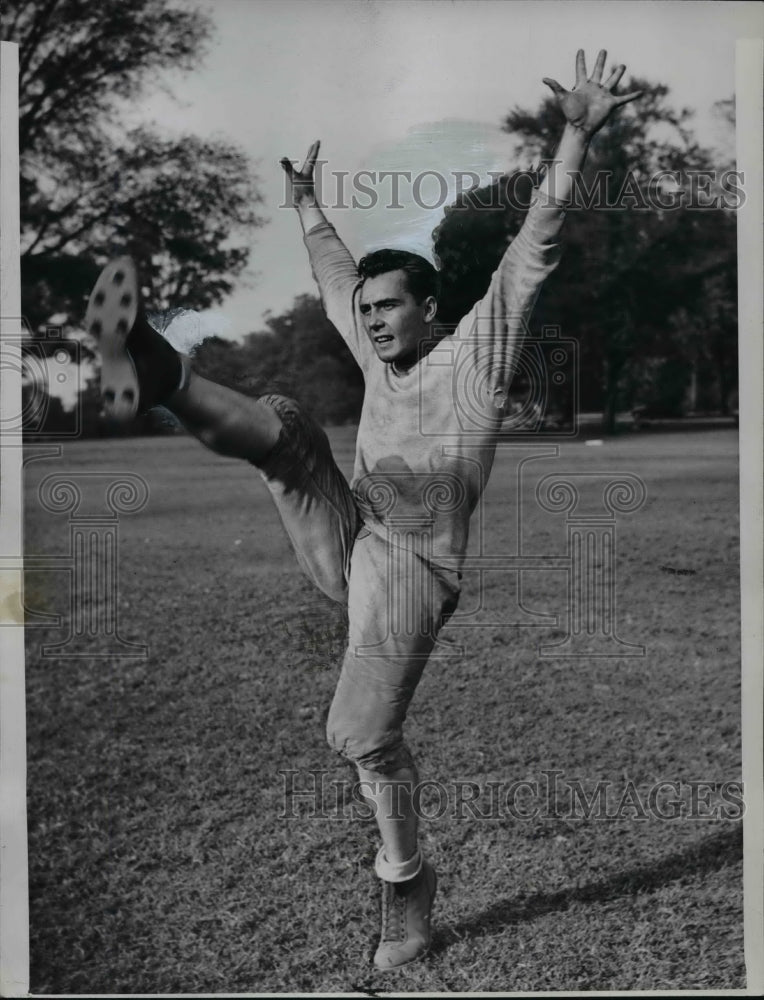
[20,127,262,322]
[432,79,738,431]
[2,0,265,336]
[192,294,365,425]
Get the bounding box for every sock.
[374,845,423,883]
[127,313,186,411]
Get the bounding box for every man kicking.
[86,51,640,970]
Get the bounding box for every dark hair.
[357,249,440,303]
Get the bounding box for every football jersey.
[303,195,565,571]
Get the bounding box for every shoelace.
[380,881,408,942]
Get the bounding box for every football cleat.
[85,257,183,422]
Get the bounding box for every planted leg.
[327,532,461,968]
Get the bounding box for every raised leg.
[86,257,359,603]
[86,256,283,463]
[167,372,282,465]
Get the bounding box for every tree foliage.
[433,78,738,428]
[8,0,209,151]
[192,294,365,426]
[2,0,264,334]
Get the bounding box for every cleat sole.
[85,257,141,423]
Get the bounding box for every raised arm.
[539,48,642,209]
[466,50,642,400]
[280,140,328,235]
[486,47,643,289]
[281,142,364,359]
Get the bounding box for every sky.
[127,0,761,343]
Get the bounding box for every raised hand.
[280,139,321,207]
[543,49,642,136]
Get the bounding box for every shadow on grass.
[433,825,742,951]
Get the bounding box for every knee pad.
[257,392,333,476]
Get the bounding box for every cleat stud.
[94,291,105,307]
[104,389,115,403]
[120,292,132,308]
[90,319,102,336]
[112,270,125,286]
[116,318,129,335]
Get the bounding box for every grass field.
[23,426,744,994]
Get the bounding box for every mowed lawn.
[23,427,744,994]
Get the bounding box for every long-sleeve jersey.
[303,194,566,573]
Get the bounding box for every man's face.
[359,270,436,365]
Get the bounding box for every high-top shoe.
[373,860,437,970]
